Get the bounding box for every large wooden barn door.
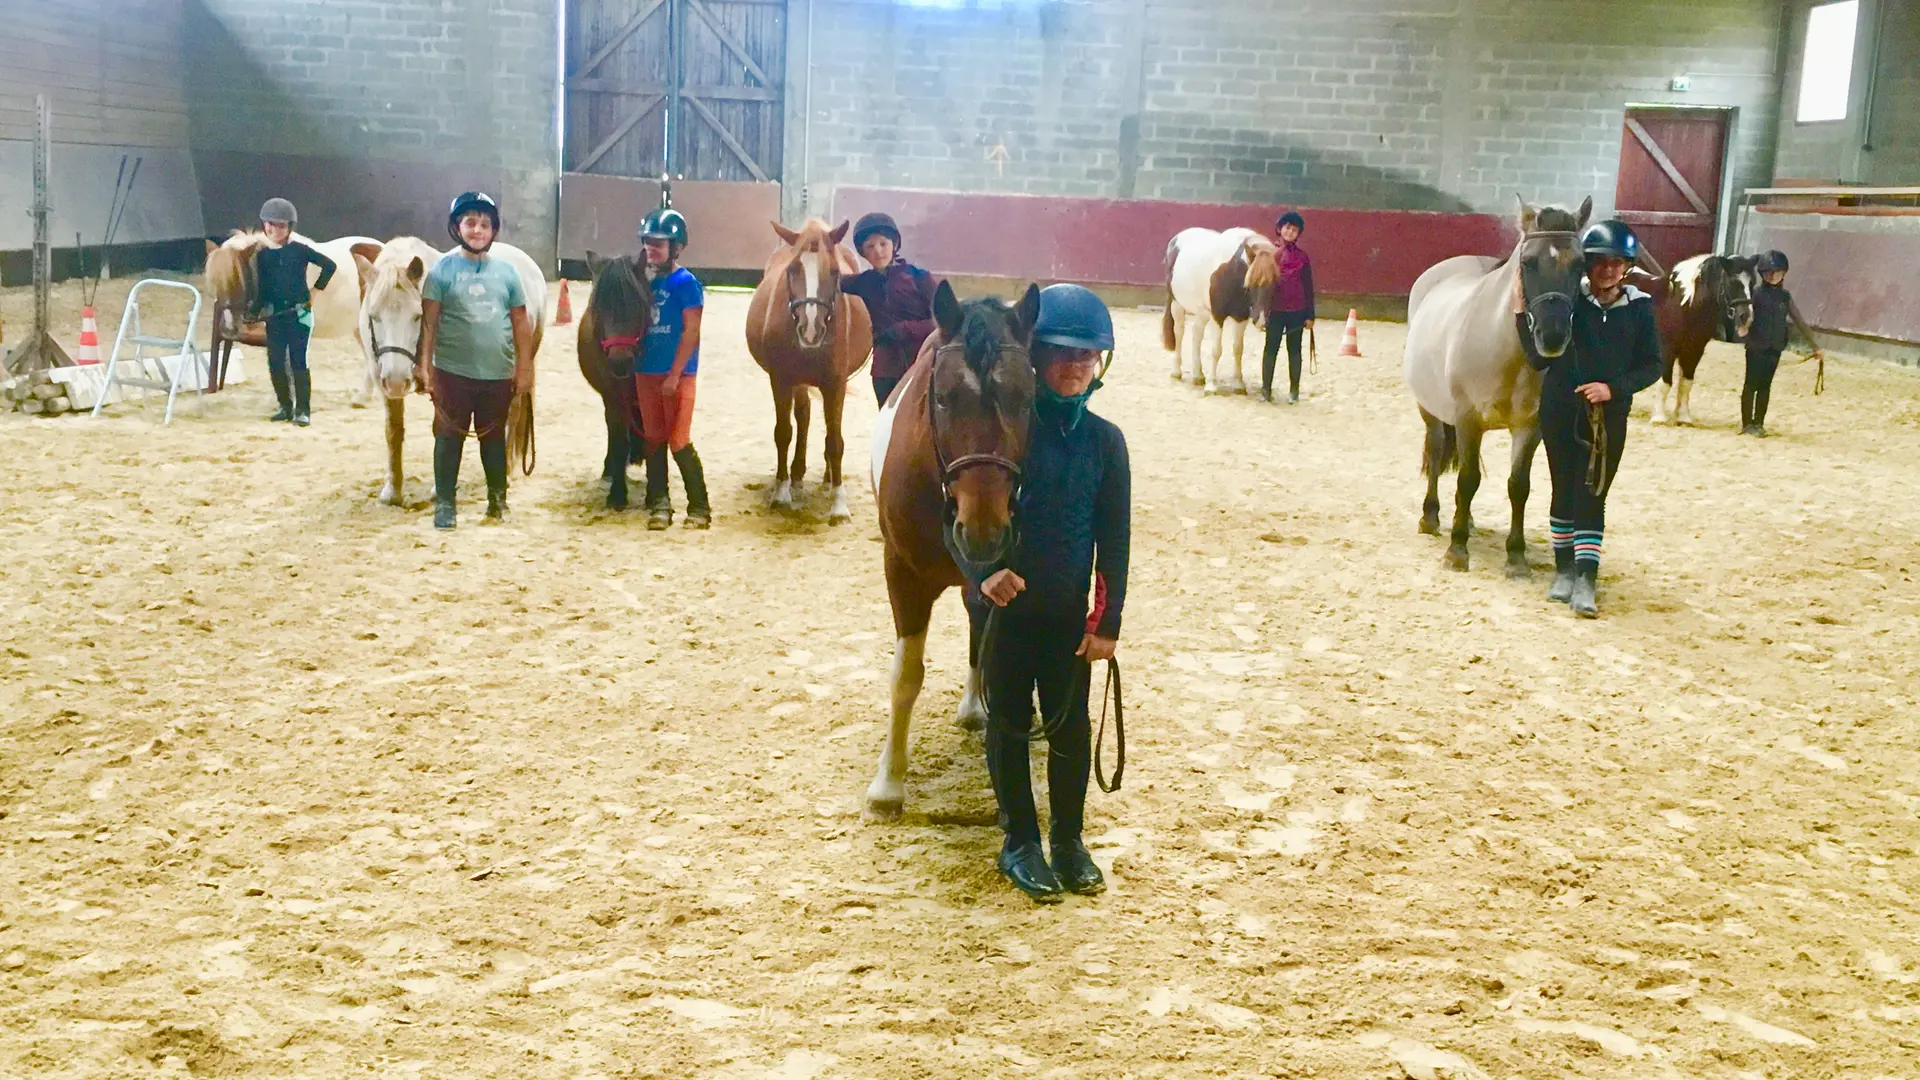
[1614,107,1730,267]
[564,0,785,182]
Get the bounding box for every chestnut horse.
[577,252,655,509]
[1648,253,1758,425]
[745,219,873,524]
[865,281,1042,818]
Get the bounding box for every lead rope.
[1584,401,1612,497]
[1813,353,1826,396]
[1093,657,1124,793]
[1307,323,1319,376]
[978,602,1126,792]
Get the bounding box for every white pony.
[354,239,547,506]
[1162,227,1278,394]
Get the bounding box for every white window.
[1797,0,1859,123]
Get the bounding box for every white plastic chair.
[90,279,208,425]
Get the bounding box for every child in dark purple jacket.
[1260,210,1316,404]
[844,213,940,405]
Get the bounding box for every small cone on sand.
[77,306,101,364]
[1337,308,1362,358]
[554,281,574,325]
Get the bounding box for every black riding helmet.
[1758,249,1790,273]
[1580,219,1640,263]
[853,212,903,253]
[448,191,501,251]
[259,198,298,225]
[1275,210,1306,234]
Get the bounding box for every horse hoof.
[864,787,905,821]
[828,509,853,526]
[1418,518,1440,536]
[1505,561,1533,581]
[1444,549,1470,572]
[957,706,987,732]
[608,492,628,511]
[379,484,402,507]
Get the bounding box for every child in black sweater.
[250,198,336,426]
[1742,250,1825,437]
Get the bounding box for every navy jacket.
[1518,283,1664,410]
[987,405,1131,640]
[253,241,337,319]
[1747,282,1814,354]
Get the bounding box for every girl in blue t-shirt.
[634,205,709,530]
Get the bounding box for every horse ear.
[205,239,218,256]
[933,279,963,338]
[771,221,800,245]
[829,219,851,246]
[1514,193,1535,232]
[352,253,376,299]
[1576,196,1594,229]
[406,256,425,284]
[1015,282,1042,338]
[585,249,605,279]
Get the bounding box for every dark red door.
[1614,108,1730,268]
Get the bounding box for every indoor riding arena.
[4,2,1919,1078]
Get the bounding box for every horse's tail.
[1421,420,1459,477]
[507,390,536,476]
[1161,304,1177,352]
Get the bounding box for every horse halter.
[927,341,1027,577]
[598,335,643,354]
[786,259,837,346]
[1518,229,1583,325]
[367,320,419,370]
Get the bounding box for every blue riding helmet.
[1033,283,1114,353]
[1580,219,1640,263]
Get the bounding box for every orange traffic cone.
[1337,308,1362,358]
[76,306,101,364]
[554,280,573,326]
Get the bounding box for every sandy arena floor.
[3,274,1919,1079]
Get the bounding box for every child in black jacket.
[251,198,336,426]
[1742,249,1825,437]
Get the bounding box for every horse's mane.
[1242,237,1279,289]
[1673,254,1714,307]
[592,254,649,313]
[958,297,1020,378]
[1531,205,1583,233]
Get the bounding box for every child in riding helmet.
[844,212,940,406]
[1260,210,1315,404]
[419,191,535,530]
[1742,250,1824,437]
[636,203,711,530]
[251,198,336,426]
[1514,219,1664,618]
[972,283,1132,903]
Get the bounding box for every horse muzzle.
[1525,294,1575,358]
[789,296,834,350]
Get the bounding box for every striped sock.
[1549,517,1575,556]
[1573,529,1603,569]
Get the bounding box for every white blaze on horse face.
[799,251,824,343]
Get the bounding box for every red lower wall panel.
[829,187,1517,296]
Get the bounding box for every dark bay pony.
[1648,253,1758,425]
[578,252,655,509]
[1404,196,1591,576]
[866,281,1041,818]
[745,219,873,524]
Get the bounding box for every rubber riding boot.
[292,370,312,426]
[1570,565,1599,619]
[1752,423,1767,439]
[644,444,673,531]
[997,841,1064,904]
[1049,835,1105,895]
[1288,390,1300,404]
[433,435,463,530]
[478,439,508,522]
[1547,546,1576,604]
[268,365,293,422]
[674,445,711,529]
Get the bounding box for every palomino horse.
[352,239,547,505]
[576,252,654,509]
[746,219,873,524]
[1404,195,1592,576]
[204,231,380,397]
[866,281,1041,818]
[1649,253,1758,425]
[1162,227,1278,394]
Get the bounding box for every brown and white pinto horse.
[745,219,874,524]
[1162,227,1279,394]
[866,282,1042,818]
[1648,253,1758,425]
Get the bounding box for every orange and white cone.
[76,306,101,364]
[554,280,573,326]
[1337,308,1362,358]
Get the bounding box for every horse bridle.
[1517,229,1583,326]
[926,341,1028,578]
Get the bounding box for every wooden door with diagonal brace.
[564,0,785,182]
[1614,107,1730,267]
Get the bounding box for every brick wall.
[183,0,559,266]
[798,0,1786,230]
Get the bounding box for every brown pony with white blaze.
[745,219,874,524]
[865,282,1041,818]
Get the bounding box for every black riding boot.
[644,444,673,530]
[433,435,463,530]
[292,370,312,426]
[1547,544,1576,604]
[1570,564,1599,619]
[268,363,293,422]
[1260,348,1278,403]
[674,445,710,529]
[478,438,508,522]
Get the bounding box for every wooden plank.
[567,0,669,83]
[1744,186,1920,197]
[683,94,769,181]
[683,0,772,88]
[568,78,775,102]
[1614,210,1714,226]
[576,94,665,173]
[1624,118,1712,216]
